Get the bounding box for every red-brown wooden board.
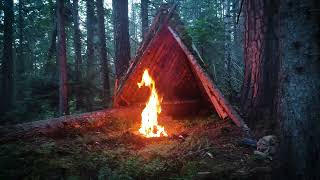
[114,27,204,106]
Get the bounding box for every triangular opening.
[115,26,212,116]
[113,5,247,130]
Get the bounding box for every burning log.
[137,69,168,138]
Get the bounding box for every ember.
[137,70,168,138]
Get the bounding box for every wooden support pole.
[168,27,249,132]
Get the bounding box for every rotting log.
[168,27,249,132]
[0,107,142,143]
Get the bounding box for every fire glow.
[137,70,168,138]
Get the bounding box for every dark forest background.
[0,0,244,125]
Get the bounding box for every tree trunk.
[46,0,57,73]
[17,0,25,76]
[241,0,280,129]
[47,23,57,68]
[223,0,233,97]
[141,0,149,39]
[278,0,320,179]
[72,0,83,110]
[57,0,68,116]
[113,0,131,79]
[1,0,14,113]
[130,0,138,55]
[86,0,95,77]
[96,0,111,106]
[232,0,240,46]
[85,0,95,111]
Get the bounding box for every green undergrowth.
[0,115,269,179]
[0,138,211,179]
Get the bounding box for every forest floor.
[0,113,274,179]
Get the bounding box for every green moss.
[179,161,201,179]
[0,115,271,179]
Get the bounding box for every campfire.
[137,70,168,138]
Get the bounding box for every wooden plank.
[114,27,168,105]
[114,4,180,107]
[114,27,202,105]
[131,99,201,106]
[113,5,169,102]
[168,26,249,131]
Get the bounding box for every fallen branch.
[0,107,141,143]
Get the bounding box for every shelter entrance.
[113,5,247,131]
[114,27,212,117]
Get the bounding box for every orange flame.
[137,70,168,138]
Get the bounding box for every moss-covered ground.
[0,114,273,179]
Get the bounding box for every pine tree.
[57,0,68,116]
[113,0,131,79]
[240,0,280,128]
[72,0,83,110]
[278,0,320,178]
[141,0,149,39]
[1,0,14,113]
[96,0,111,106]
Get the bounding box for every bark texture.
[46,0,57,71]
[86,0,95,77]
[72,0,83,110]
[17,0,25,76]
[57,0,69,116]
[1,0,14,112]
[47,23,57,68]
[96,0,111,106]
[113,0,131,79]
[0,107,142,143]
[278,0,320,179]
[85,0,96,110]
[141,0,149,39]
[223,0,232,95]
[241,0,280,128]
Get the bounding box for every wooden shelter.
[113,5,249,131]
